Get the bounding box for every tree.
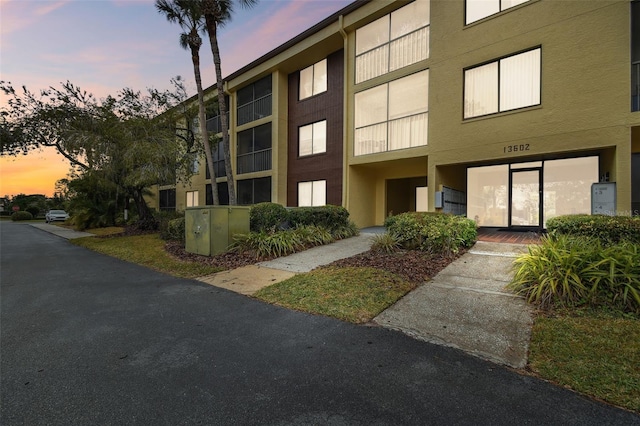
[156,0,220,205]
[201,0,258,205]
[0,80,198,223]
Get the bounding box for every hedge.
[546,214,640,245]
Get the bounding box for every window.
[237,123,272,174]
[466,0,530,25]
[299,120,327,157]
[238,177,272,205]
[299,59,327,100]
[464,48,540,119]
[355,70,429,156]
[186,191,199,207]
[206,182,229,205]
[237,75,272,126]
[190,154,199,174]
[159,189,176,211]
[206,142,226,180]
[298,180,326,207]
[356,0,430,83]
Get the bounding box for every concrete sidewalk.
[29,223,94,239]
[195,232,376,295]
[374,241,532,368]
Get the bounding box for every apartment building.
[151,0,640,230]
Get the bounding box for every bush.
[25,206,39,218]
[11,211,33,221]
[161,217,185,243]
[158,211,185,241]
[288,205,351,232]
[547,214,640,245]
[250,202,289,232]
[384,212,477,255]
[371,233,401,253]
[231,225,337,259]
[508,234,640,313]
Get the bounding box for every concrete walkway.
[373,241,533,368]
[195,232,376,295]
[29,223,94,239]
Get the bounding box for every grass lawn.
[528,308,640,413]
[71,233,223,278]
[254,266,415,323]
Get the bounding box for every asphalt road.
[1,222,638,425]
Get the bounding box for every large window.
[298,180,326,207]
[355,70,429,156]
[299,59,327,100]
[238,177,272,205]
[356,0,430,84]
[467,157,598,228]
[237,75,272,126]
[206,182,229,205]
[237,123,272,174]
[466,0,530,25]
[159,189,176,211]
[299,120,327,157]
[186,191,199,208]
[464,48,541,119]
[206,142,226,180]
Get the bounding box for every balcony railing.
[237,94,272,126]
[633,61,640,112]
[237,149,272,174]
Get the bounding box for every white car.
[45,209,70,223]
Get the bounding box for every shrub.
[11,211,33,221]
[161,217,185,243]
[508,234,640,313]
[371,233,401,253]
[250,202,289,232]
[547,214,640,245]
[231,230,305,259]
[288,205,351,232]
[25,206,39,218]
[158,211,185,241]
[384,212,477,255]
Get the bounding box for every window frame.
[298,120,327,157]
[298,180,327,207]
[355,0,430,84]
[463,47,541,120]
[354,70,429,156]
[299,59,328,100]
[186,190,199,208]
[465,0,531,26]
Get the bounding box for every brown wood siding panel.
[287,50,344,206]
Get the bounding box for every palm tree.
[156,0,220,205]
[201,0,258,205]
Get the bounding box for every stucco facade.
[149,0,640,229]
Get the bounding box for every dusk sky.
[0,0,353,197]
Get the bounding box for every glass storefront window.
[543,157,598,226]
[467,165,508,227]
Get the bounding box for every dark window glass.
[237,177,271,205]
[159,189,176,211]
[206,182,229,205]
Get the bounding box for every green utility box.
[185,206,251,256]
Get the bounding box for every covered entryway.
[467,156,599,230]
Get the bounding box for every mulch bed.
[165,240,461,283]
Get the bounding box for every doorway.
[509,167,542,229]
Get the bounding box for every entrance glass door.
[510,169,541,228]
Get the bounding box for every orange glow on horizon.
[0,147,71,197]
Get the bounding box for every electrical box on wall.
[434,191,444,209]
[591,182,616,215]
